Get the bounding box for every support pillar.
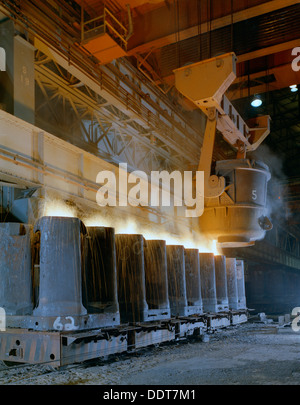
[0,19,35,124]
[13,36,35,124]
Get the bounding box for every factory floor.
[1,320,300,386]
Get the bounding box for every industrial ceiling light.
[290,84,298,92]
[251,94,262,107]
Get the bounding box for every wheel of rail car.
[0,360,58,372]
[0,360,24,367]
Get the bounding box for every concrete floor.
[1,320,300,386]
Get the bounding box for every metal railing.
[80,6,128,50]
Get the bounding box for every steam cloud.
[248,143,291,226]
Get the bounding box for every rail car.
[0,217,247,368]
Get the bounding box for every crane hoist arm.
[174,52,270,198]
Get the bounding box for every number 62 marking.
[53,316,79,331]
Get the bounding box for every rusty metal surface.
[226,258,239,311]
[184,248,203,314]
[199,253,218,313]
[83,226,119,318]
[0,223,33,316]
[214,255,229,312]
[33,216,87,318]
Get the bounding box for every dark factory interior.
[0,0,300,387]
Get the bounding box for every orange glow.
[211,239,221,255]
[83,214,112,228]
[40,203,221,255]
[84,214,221,255]
[42,199,77,218]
